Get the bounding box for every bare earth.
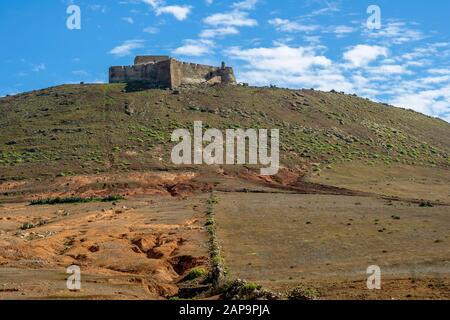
[0,165,449,300]
[0,194,209,299]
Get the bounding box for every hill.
[0,83,448,182]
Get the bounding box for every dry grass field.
[214,192,449,300]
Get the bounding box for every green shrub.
[184,267,208,281]
[242,282,261,291]
[419,201,434,208]
[287,286,320,300]
[207,193,219,206]
[30,195,125,205]
[101,195,125,202]
[20,222,34,230]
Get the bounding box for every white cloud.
[224,42,450,121]
[143,26,159,34]
[368,64,409,75]
[204,11,257,27]
[343,45,388,68]
[269,18,318,33]
[232,0,258,10]
[428,68,450,75]
[200,1,257,41]
[403,48,434,61]
[390,84,450,120]
[228,45,331,73]
[306,3,340,17]
[200,27,239,38]
[122,17,134,24]
[173,39,214,56]
[109,40,144,57]
[226,45,354,91]
[420,75,450,84]
[304,35,321,45]
[142,0,192,21]
[333,25,355,37]
[155,5,192,21]
[32,63,46,72]
[365,21,424,44]
[405,60,431,67]
[142,0,164,8]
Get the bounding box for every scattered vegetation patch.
[20,222,35,230]
[207,194,219,206]
[287,286,320,300]
[183,267,208,281]
[419,201,434,208]
[204,192,226,286]
[30,195,125,205]
[205,218,215,227]
[101,195,125,202]
[221,279,279,300]
[19,219,48,230]
[168,297,194,301]
[242,282,261,291]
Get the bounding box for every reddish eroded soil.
[0,194,209,299]
[0,171,216,203]
[0,168,361,204]
[236,168,366,196]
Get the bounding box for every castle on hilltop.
[109,56,237,89]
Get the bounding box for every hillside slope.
[0,84,449,181]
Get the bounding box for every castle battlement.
[109,56,237,89]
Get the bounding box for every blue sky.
[1,0,449,122]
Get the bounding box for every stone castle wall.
[109,59,172,88]
[134,55,170,65]
[109,57,236,89]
